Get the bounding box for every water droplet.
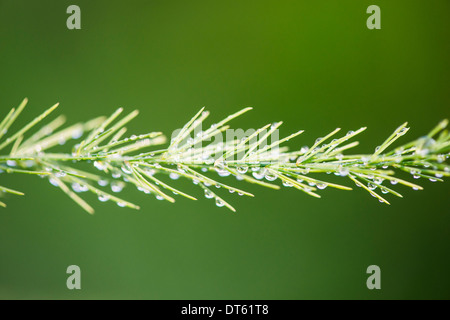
[204,190,214,199]
[94,161,106,171]
[252,169,265,180]
[72,182,88,193]
[98,179,108,187]
[368,183,377,190]
[49,178,59,187]
[55,171,66,178]
[117,202,126,207]
[435,173,444,178]
[112,171,121,179]
[429,178,437,182]
[237,166,248,174]
[412,186,420,191]
[58,137,66,145]
[299,146,309,154]
[373,177,384,184]
[71,128,83,139]
[215,198,225,207]
[308,181,316,187]
[111,181,124,193]
[6,160,16,167]
[169,173,180,180]
[390,179,398,185]
[282,181,293,187]
[193,179,199,185]
[215,164,230,177]
[121,164,132,174]
[229,189,235,193]
[316,183,327,190]
[381,188,389,194]
[437,155,445,163]
[338,166,349,176]
[98,194,110,202]
[397,127,408,136]
[156,195,164,200]
[347,130,354,136]
[264,172,277,181]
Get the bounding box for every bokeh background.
[0,0,449,299]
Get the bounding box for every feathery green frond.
[0,99,448,214]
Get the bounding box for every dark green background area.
[0,0,449,299]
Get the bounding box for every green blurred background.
[0,0,449,299]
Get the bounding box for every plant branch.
[0,98,448,214]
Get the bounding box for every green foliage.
[0,98,449,213]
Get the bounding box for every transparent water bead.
[252,169,265,180]
[397,127,408,136]
[94,161,106,171]
[117,202,126,207]
[111,181,124,193]
[55,171,66,178]
[390,179,398,185]
[6,160,16,167]
[338,166,349,177]
[98,179,108,187]
[156,195,164,200]
[215,164,230,177]
[98,194,110,202]
[169,173,180,180]
[204,190,214,199]
[215,198,225,207]
[264,172,277,182]
[49,178,59,187]
[121,164,133,174]
[237,165,248,174]
[316,183,327,190]
[437,155,445,163]
[71,128,83,139]
[299,146,309,154]
[373,177,384,185]
[72,182,88,193]
[112,171,122,179]
[282,181,293,187]
[368,183,377,191]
